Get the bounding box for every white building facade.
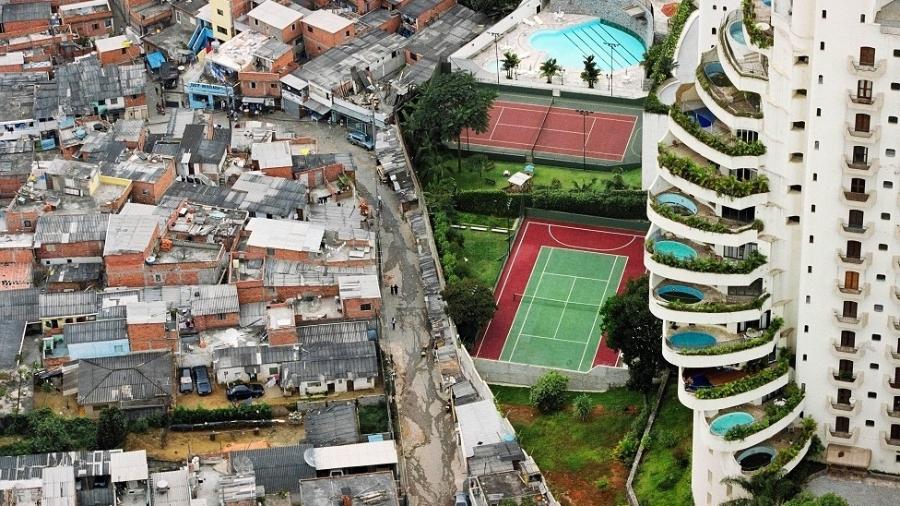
[643,1,900,504]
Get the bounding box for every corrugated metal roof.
[1,2,51,22]
[104,214,158,255]
[189,285,239,316]
[229,444,315,493]
[303,402,359,447]
[34,214,109,245]
[0,288,39,322]
[307,440,397,470]
[109,450,148,482]
[296,320,373,346]
[39,291,98,319]
[0,320,26,370]
[282,341,377,384]
[213,345,260,369]
[76,351,173,405]
[63,318,127,345]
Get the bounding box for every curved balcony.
[717,10,768,95]
[678,360,790,411]
[645,238,768,287]
[883,403,900,419]
[840,189,876,209]
[835,281,870,301]
[647,192,761,247]
[848,56,886,78]
[827,396,861,416]
[838,220,874,240]
[885,375,900,393]
[830,339,864,359]
[734,421,815,476]
[829,368,864,388]
[843,157,879,178]
[666,112,764,174]
[663,321,779,368]
[847,92,884,112]
[657,145,769,209]
[702,392,805,452]
[695,52,763,130]
[742,0,773,56]
[651,279,769,324]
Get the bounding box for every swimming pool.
[737,446,776,471]
[656,193,699,215]
[728,21,746,46]
[657,284,705,304]
[655,240,698,260]
[709,412,755,436]
[686,108,716,128]
[703,62,731,87]
[669,331,717,349]
[529,19,645,70]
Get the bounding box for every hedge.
[647,240,768,274]
[453,189,646,220]
[693,358,789,400]
[171,404,273,424]
[670,108,766,156]
[657,146,769,197]
[724,382,803,441]
[643,0,697,113]
[675,317,782,357]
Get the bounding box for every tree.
[603,171,629,191]
[573,393,593,421]
[96,407,129,450]
[720,469,801,506]
[405,71,497,173]
[27,408,73,453]
[581,55,601,88]
[539,58,561,84]
[442,278,496,345]
[598,275,663,393]
[501,51,521,79]
[529,371,568,413]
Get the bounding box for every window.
[859,46,876,66]
[852,145,869,164]
[850,178,866,193]
[822,9,827,18]
[842,301,858,319]
[877,274,886,281]
[882,213,891,220]
[879,244,889,251]
[834,416,850,433]
[23,220,31,228]
[217,313,227,320]
[121,48,127,55]
[360,303,372,311]
[857,79,873,101]
[345,30,351,36]
[855,113,871,133]
[887,149,897,157]
[848,210,864,229]
[885,181,894,189]
[844,271,859,290]
[93,23,99,30]
[840,331,856,349]
[893,83,900,90]
[217,9,224,15]
[307,25,313,32]
[291,23,295,30]
[875,304,884,312]
[142,189,149,195]
[153,273,162,283]
[249,82,257,89]
[269,367,278,375]
[217,26,228,35]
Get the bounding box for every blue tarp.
[146,51,165,70]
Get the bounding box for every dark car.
[178,367,194,394]
[226,383,265,402]
[192,366,212,396]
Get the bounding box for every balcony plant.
[644,0,697,113]
[650,200,764,235]
[665,293,771,314]
[693,357,789,400]
[657,146,769,197]
[723,382,804,441]
[670,107,766,156]
[646,240,768,274]
[762,418,818,474]
[694,65,764,119]
[742,0,774,49]
[675,317,782,356]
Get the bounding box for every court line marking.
[541,272,609,282]
[506,248,553,361]
[548,277,576,344]
[585,256,627,371]
[517,333,592,345]
[547,223,639,252]
[514,293,608,307]
[488,107,505,140]
[492,99,642,120]
[543,221,645,238]
[465,134,627,159]
[577,255,618,372]
[493,243,546,359]
[496,105,639,124]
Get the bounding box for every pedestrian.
[391,317,396,330]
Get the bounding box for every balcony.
[832,311,868,329]
[839,220,873,239]
[645,235,768,286]
[831,340,863,359]
[892,316,900,333]
[667,102,766,166]
[826,425,860,445]
[702,386,804,452]
[827,396,860,416]
[842,157,879,177]
[881,433,900,450]
[647,191,761,247]
[656,144,768,208]
[696,51,764,121]
[847,92,884,111]
[829,368,864,388]
[837,250,870,268]
[886,346,900,365]
[679,359,790,411]
[742,0,774,53]
[848,56,886,77]
[883,403,900,419]
[840,189,874,208]
[717,10,768,95]
[845,125,880,144]
[662,320,780,368]
[885,375,900,392]
[735,419,815,476]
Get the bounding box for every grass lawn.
[633,382,693,506]
[357,402,390,434]
[492,385,644,506]
[454,211,511,229]
[457,229,508,287]
[440,157,641,191]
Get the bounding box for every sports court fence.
[525,207,650,231]
[473,356,630,392]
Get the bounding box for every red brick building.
[59,0,114,38]
[0,233,34,263]
[103,214,160,287]
[96,35,142,65]
[0,2,51,38]
[102,153,175,205]
[337,275,381,319]
[301,9,355,58]
[246,0,304,44]
[126,300,175,352]
[34,214,109,264]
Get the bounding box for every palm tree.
[539,58,561,84]
[501,51,520,80]
[581,55,601,88]
[720,469,801,506]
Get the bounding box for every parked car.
[454,491,468,506]
[178,367,194,394]
[346,131,374,150]
[192,366,212,396]
[226,383,265,402]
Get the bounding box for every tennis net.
[512,293,598,310]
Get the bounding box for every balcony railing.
[830,400,855,412]
[832,371,858,383]
[844,157,876,172]
[657,146,770,197]
[848,56,886,74]
[843,191,871,203]
[841,222,869,235]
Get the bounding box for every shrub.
[669,108,766,156]
[655,430,679,449]
[694,358,789,400]
[453,190,530,217]
[676,317,783,356]
[529,371,569,414]
[644,1,697,112]
[657,146,769,197]
[171,404,273,425]
[573,393,593,421]
[664,293,770,314]
[657,469,681,490]
[672,446,691,468]
[743,0,774,48]
[764,418,817,473]
[614,434,640,463]
[594,477,609,491]
[646,240,768,274]
[724,382,804,440]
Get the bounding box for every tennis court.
[499,246,626,372]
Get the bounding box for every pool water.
[687,108,715,128]
[737,446,776,471]
[655,240,698,260]
[529,19,645,70]
[656,192,699,215]
[657,284,705,304]
[709,412,755,436]
[728,21,746,45]
[669,331,717,349]
[703,62,731,87]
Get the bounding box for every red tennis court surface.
[463,100,638,162]
[474,218,646,368]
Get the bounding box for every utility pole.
[489,32,502,86]
[577,109,590,169]
[604,42,620,96]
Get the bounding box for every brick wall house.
[301,10,355,58]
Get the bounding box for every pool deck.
[653,278,762,308]
[668,323,747,350]
[472,11,646,96]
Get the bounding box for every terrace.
[697,50,763,118]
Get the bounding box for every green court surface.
[499,246,626,372]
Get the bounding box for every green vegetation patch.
[633,383,693,506]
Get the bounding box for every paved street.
[162,108,464,504]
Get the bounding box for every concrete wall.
[473,357,629,392]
